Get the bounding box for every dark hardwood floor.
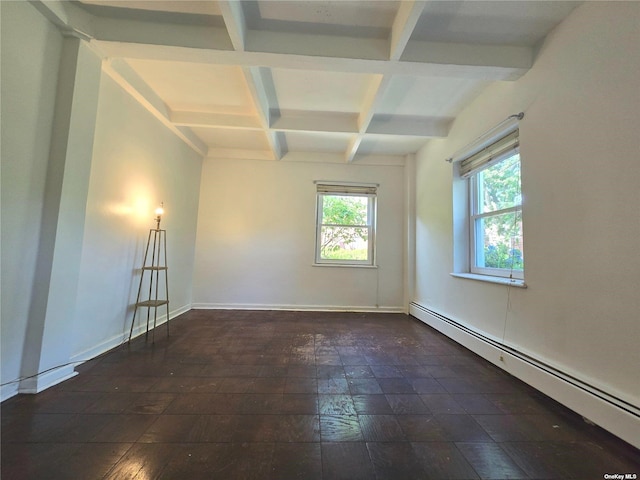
[2,310,638,479]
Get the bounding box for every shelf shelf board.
[136,300,169,307]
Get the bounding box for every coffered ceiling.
[35,0,580,164]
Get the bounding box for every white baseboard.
[0,304,192,402]
[409,302,640,449]
[1,382,20,402]
[18,364,77,395]
[70,303,191,364]
[191,302,404,313]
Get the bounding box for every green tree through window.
[471,152,524,277]
[315,185,376,265]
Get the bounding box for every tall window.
[315,183,377,266]
[461,130,524,279]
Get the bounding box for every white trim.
[315,191,377,266]
[0,304,192,401]
[450,272,526,288]
[1,382,20,402]
[18,365,78,395]
[468,151,524,280]
[447,113,522,165]
[409,302,640,449]
[192,303,404,313]
[70,331,130,365]
[70,303,192,364]
[312,263,378,269]
[314,180,379,188]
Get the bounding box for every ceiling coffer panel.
[70,0,581,162]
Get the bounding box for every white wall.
[193,159,405,311]
[1,2,203,399]
[414,2,639,444]
[0,2,63,400]
[71,73,203,360]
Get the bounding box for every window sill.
[450,273,527,288]
[313,263,378,269]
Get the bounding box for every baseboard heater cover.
[409,302,640,449]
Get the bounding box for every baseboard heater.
[409,302,640,449]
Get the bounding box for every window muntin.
[315,189,376,266]
[469,152,524,279]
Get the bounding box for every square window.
[315,184,376,266]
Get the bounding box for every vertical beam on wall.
[20,38,102,393]
[404,153,417,312]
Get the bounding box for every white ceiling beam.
[30,0,94,39]
[246,30,388,61]
[171,111,261,130]
[269,131,285,161]
[80,1,221,15]
[271,112,358,134]
[207,148,275,161]
[351,153,407,166]
[104,59,170,120]
[366,115,452,137]
[345,136,365,164]
[358,75,391,133]
[92,17,233,51]
[402,40,533,80]
[242,67,284,160]
[243,67,273,125]
[218,0,247,51]
[37,7,531,79]
[283,151,359,165]
[345,75,393,163]
[282,151,405,166]
[389,1,426,60]
[103,59,207,156]
[95,39,531,81]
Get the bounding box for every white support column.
[19,38,103,393]
[403,153,417,311]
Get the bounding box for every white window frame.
[468,152,524,280]
[314,183,377,266]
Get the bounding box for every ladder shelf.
[128,228,170,343]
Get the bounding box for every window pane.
[477,153,521,214]
[320,226,369,261]
[475,210,524,271]
[322,195,368,226]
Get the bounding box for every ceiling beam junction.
[243,66,285,160]
[346,75,393,163]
